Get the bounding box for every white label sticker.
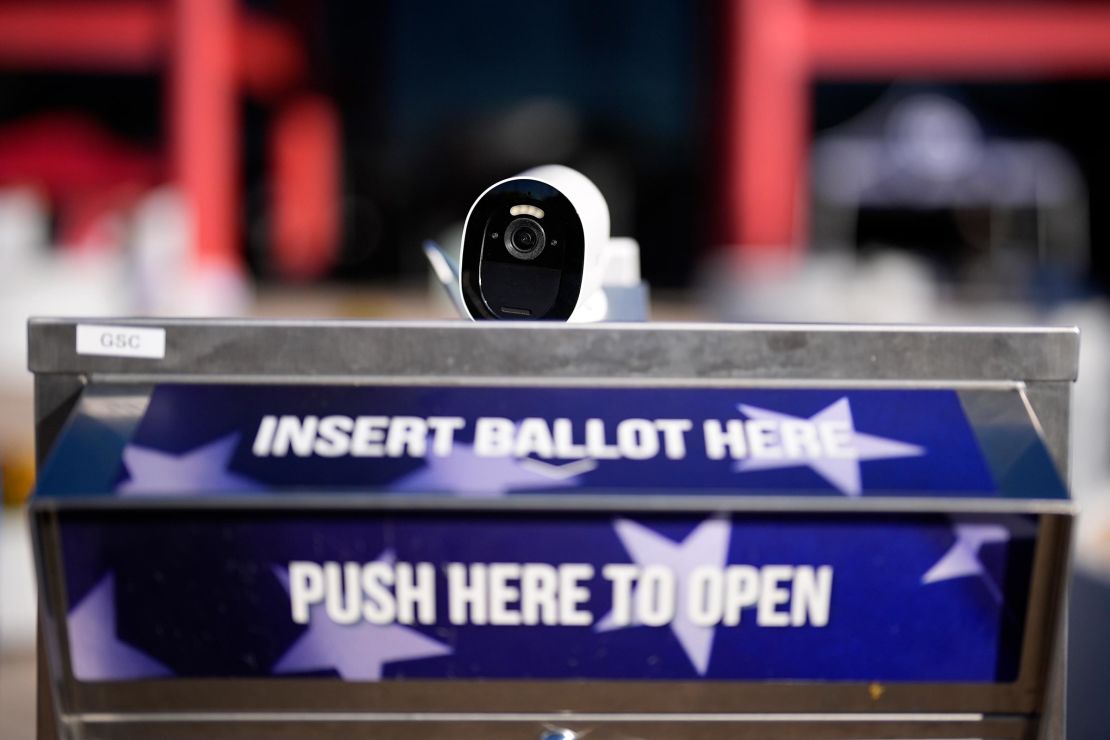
[76,324,166,360]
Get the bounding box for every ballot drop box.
[28,319,1077,740]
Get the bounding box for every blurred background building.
[3,1,1110,737]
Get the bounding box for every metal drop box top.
[28,319,1078,740]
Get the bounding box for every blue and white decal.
[36,385,1027,498]
[59,510,1036,683]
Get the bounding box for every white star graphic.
[272,553,452,680]
[67,573,173,680]
[921,524,1010,602]
[596,516,731,675]
[390,442,587,498]
[735,398,925,496]
[117,433,262,495]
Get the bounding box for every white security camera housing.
[459,165,613,321]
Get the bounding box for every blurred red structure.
[0,0,339,279]
[722,0,1110,259]
[270,96,342,280]
[0,115,161,248]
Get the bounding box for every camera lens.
[503,217,546,261]
[514,229,535,249]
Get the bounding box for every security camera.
[458,165,615,321]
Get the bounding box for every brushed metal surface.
[28,319,1079,382]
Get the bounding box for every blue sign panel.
[59,510,1035,683]
[34,384,1044,499]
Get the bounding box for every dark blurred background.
[3,1,1110,738]
[0,0,716,288]
[5,1,1110,296]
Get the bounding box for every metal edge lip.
[29,492,1077,515]
[68,375,1037,390]
[72,710,988,724]
[27,316,1081,334]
